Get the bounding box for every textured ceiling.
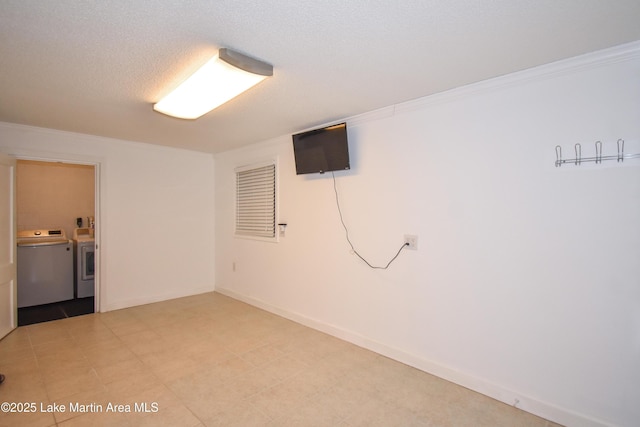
[2,0,640,153]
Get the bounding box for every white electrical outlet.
[404,235,418,250]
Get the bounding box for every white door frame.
[0,153,17,339]
[11,154,102,314]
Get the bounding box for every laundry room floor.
[18,297,95,326]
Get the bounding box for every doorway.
[15,159,97,325]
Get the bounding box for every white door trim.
[0,153,17,339]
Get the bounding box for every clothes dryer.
[73,228,95,298]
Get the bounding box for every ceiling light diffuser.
[153,48,273,120]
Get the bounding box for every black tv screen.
[292,123,350,175]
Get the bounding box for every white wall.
[16,160,95,237]
[0,123,216,311]
[215,42,640,427]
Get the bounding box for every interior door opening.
[15,159,99,325]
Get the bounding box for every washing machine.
[17,229,74,308]
[73,228,95,298]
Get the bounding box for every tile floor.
[0,292,563,426]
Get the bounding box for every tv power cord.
[332,172,409,269]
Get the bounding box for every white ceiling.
[2,1,640,154]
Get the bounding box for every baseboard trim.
[215,286,612,427]
[102,285,214,312]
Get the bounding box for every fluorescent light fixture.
[153,48,273,120]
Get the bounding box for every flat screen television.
[292,123,350,175]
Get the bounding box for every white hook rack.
[555,139,640,167]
